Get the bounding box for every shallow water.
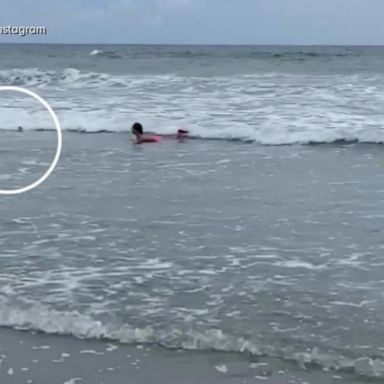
[1,132,384,382]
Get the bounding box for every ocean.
[0,44,384,384]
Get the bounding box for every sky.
[0,0,383,45]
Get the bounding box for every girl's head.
[176,128,189,139]
[132,122,143,135]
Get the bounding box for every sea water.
[0,45,384,383]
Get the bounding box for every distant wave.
[88,47,358,61]
[245,50,355,60]
[89,49,122,59]
[0,66,376,88]
[0,68,126,87]
[0,303,383,379]
[89,49,103,56]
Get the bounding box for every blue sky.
[0,0,383,45]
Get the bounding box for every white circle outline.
[0,86,62,195]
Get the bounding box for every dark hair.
[132,122,143,135]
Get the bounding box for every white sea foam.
[63,379,82,384]
[80,350,104,355]
[89,49,103,56]
[273,260,327,270]
[215,364,228,374]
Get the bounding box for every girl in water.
[131,122,189,144]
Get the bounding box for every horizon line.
[0,41,383,47]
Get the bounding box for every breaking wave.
[0,68,126,88]
[0,68,383,146]
[5,127,384,147]
[0,303,384,379]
